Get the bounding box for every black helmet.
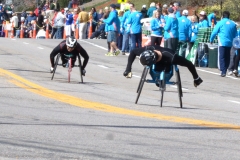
[139,50,156,66]
[66,36,77,48]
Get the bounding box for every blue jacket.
[121,10,131,33]
[25,15,37,26]
[190,22,199,42]
[178,16,191,41]
[127,11,142,34]
[103,10,120,33]
[175,10,181,18]
[92,12,98,25]
[147,6,156,18]
[207,13,217,27]
[66,13,73,25]
[164,14,178,39]
[210,18,237,47]
[150,17,163,36]
[198,19,209,28]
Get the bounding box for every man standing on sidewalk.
[210,11,237,77]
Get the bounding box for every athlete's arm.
[50,44,61,67]
[76,44,89,70]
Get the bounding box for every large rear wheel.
[135,67,148,104]
[137,67,147,93]
[78,55,83,83]
[176,70,183,108]
[51,53,60,80]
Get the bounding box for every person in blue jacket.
[207,10,217,27]
[121,7,132,55]
[150,10,163,46]
[173,2,181,18]
[164,7,178,52]
[210,11,237,77]
[101,4,121,56]
[127,3,142,52]
[147,2,156,18]
[198,11,209,28]
[117,11,124,50]
[177,9,191,57]
[189,15,199,51]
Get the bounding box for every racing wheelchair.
[135,64,183,108]
[51,53,84,83]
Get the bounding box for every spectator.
[208,10,217,27]
[24,11,37,27]
[97,9,104,20]
[162,4,168,10]
[68,0,72,9]
[192,10,199,23]
[65,9,73,37]
[117,11,124,50]
[90,7,98,32]
[147,2,156,18]
[51,9,58,38]
[210,11,237,77]
[198,11,208,28]
[10,12,19,37]
[55,9,65,39]
[72,0,79,9]
[102,4,121,56]
[164,7,178,51]
[141,5,148,19]
[78,7,89,39]
[104,7,109,13]
[173,2,181,18]
[189,15,199,52]
[21,9,27,19]
[177,9,191,57]
[150,10,163,45]
[0,8,3,35]
[72,8,78,34]
[36,11,44,32]
[127,3,142,52]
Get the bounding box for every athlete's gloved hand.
[123,71,132,78]
[82,69,86,76]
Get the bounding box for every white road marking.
[80,40,108,51]
[228,100,240,104]
[132,75,141,78]
[197,68,239,80]
[38,47,44,49]
[23,42,29,44]
[170,85,189,91]
[11,39,16,40]
[98,65,108,69]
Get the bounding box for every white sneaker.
[228,71,233,75]
[50,67,54,73]
[125,52,130,56]
[233,70,239,77]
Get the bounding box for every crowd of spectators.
[0,1,239,76]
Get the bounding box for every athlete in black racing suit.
[50,36,89,75]
[123,45,203,87]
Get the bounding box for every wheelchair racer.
[123,45,203,87]
[50,36,89,76]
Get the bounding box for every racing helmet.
[139,50,156,66]
[66,36,77,48]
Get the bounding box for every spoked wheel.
[175,70,183,108]
[68,58,72,83]
[51,53,61,80]
[136,67,147,93]
[135,67,149,104]
[159,71,166,107]
[78,55,83,83]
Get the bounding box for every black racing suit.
[50,40,89,70]
[125,45,199,79]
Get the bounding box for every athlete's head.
[66,36,77,52]
[139,50,157,66]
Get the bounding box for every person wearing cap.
[54,9,65,39]
[162,4,168,9]
[24,11,37,27]
[173,2,181,18]
[198,11,208,28]
[207,10,218,27]
[127,3,143,52]
[164,7,178,52]
[65,9,73,37]
[177,9,192,57]
[147,2,156,18]
[210,11,237,77]
[189,15,199,52]
[141,4,148,19]
[123,45,203,87]
[101,3,121,56]
[77,7,89,39]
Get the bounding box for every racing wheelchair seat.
[135,64,183,108]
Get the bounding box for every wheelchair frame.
[135,64,183,108]
[51,53,83,83]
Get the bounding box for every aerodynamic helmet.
[66,36,77,48]
[139,50,156,66]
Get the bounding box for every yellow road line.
[1,68,240,131]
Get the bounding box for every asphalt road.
[0,38,240,160]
